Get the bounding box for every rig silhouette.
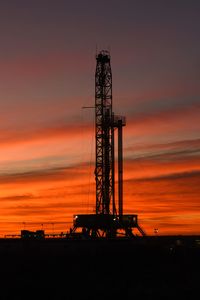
[71,50,145,238]
[16,50,145,240]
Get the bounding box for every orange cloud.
[123,171,200,235]
[0,146,199,237]
[0,121,92,147]
[0,96,199,237]
[125,102,200,138]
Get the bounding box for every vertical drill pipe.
[118,120,123,217]
[111,122,116,216]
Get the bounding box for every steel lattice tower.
[71,50,146,238]
[95,50,114,215]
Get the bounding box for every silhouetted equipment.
[21,230,45,239]
[72,50,146,238]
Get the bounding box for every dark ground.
[0,236,199,300]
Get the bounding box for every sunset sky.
[0,0,199,236]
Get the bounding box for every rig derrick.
[71,50,145,238]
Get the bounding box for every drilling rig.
[71,50,145,238]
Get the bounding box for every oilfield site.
[0,50,199,299]
[5,50,147,240]
[2,50,199,241]
[1,1,200,298]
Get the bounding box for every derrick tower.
[95,50,114,216]
[71,50,145,238]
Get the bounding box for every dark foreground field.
[0,236,199,300]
